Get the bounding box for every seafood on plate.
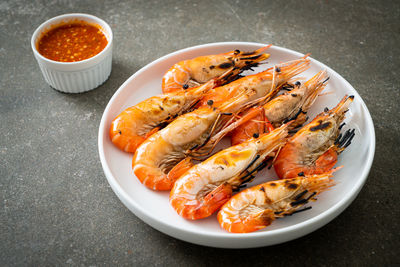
[109,70,235,153]
[169,124,289,220]
[217,171,336,233]
[133,58,310,191]
[274,95,355,179]
[162,45,271,93]
[230,70,329,145]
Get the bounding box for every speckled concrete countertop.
[1,0,399,265]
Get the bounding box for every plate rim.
[98,41,376,246]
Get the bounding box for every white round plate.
[98,42,375,248]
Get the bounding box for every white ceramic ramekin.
[31,13,113,93]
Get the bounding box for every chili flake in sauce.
[38,22,108,62]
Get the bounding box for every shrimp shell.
[162,46,271,93]
[217,172,335,233]
[198,58,311,108]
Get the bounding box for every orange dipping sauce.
[38,22,108,62]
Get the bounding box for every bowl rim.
[98,41,375,242]
[31,13,113,66]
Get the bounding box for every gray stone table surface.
[1,0,399,265]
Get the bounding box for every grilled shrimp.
[218,172,335,233]
[110,74,229,153]
[169,124,289,220]
[198,58,310,108]
[133,58,310,191]
[274,95,355,179]
[230,70,328,145]
[162,45,271,93]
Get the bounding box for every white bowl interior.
[98,42,375,248]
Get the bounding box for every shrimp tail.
[173,183,233,220]
[218,208,275,233]
[167,157,194,183]
[237,210,275,233]
[134,155,196,191]
[144,127,159,139]
[110,122,146,153]
[133,166,172,191]
[202,183,233,216]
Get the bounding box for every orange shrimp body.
[218,172,335,233]
[162,46,271,93]
[274,95,355,179]
[198,58,310,108]
[170,124,289,220]
[110,79,218,153]
[230,107,274,146]
[230,70,328,145]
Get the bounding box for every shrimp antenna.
[207,106,265,150]
[218,89,256,112]
[189,110,238,156]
